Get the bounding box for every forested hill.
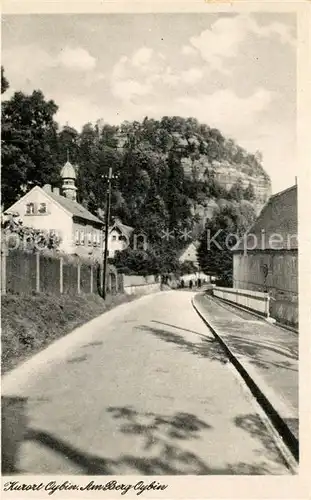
[1,78,271,273]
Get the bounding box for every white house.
[107,218,147,258]
[107,219,134,258]
[4,161,104,259]
[178,240,200,267]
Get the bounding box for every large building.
[232,184,298,326]
[5,161,104,259]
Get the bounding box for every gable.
[6,186,103,226]
[109,221,134,239]
[179,242,199,262]
[5,187,72,218]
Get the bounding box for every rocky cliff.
[181,155,271,221]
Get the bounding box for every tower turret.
[60,158,77,201]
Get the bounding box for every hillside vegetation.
[1,67,270,277]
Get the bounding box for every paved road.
[13,291,292,475]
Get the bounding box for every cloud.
[57,47,96,71]
[112,79,152,101]
[240,121,297,193]
[131,47,153,67]
[111,49,179,101]
[55,96,103,130]
[249,20,296,47]
[2,45,55,85]
[181,68,203,85]
[188,14,295,74]
[2,44,99,94]
[160,67,180,87]
[181,45,196,56]
[176,88,274,136]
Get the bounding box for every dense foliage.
[1,70,266,275]
[197,200,257,286]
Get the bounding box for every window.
[38,203,47,214]
[97,232,101,246]
[26,203,35,215]
[88,232,92,246]
[93,232,97,246]
[80,230,85,245]
[75,230,80,245]
[112,235,117,241]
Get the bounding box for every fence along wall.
[2,249,109,296]
[213,286,270,316]
[1,249,160,298]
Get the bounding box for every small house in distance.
[107,218,148,258]
[107,218,134,258]
[178,240,200,268]
[5,161,104,259]
[232,184,298,327]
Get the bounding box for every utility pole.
[101,130,124,299]
[102,167,113,300]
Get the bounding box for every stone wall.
[122,274,160,296]
[124,283,161,296]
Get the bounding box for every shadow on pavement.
[234,413,290,468]
[107,406,212,446]
[195,295,298,373]
[220,334,298,373]
[16,406,292,475]
[151,320,207,337]
[137,324,229,363]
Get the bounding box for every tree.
[197,202,256,286]
[243,182,255,201]
[180,260,198,275]
[1,90,59,208]
[229,178,244,201]
[57,125,79,165]
[112,247,162,276]
[1,66,9,94]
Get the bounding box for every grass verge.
[1,292,138,374]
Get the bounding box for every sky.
[1,13,297,193]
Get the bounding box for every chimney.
[53,187,60,195]
[295,176,298,186]
[43,184,52,192]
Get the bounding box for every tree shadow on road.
[18,406,292,475]
[107,406,212,448]
[234,413,291,468]
[136,324,229,364]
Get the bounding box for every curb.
[192,296,299,465]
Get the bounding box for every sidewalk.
[193,293,298,457]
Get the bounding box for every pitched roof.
[60,161,76,179]
[47,190,104,225]
[177,240,200,259]
[233,185,297,252]
[109,219,134,239]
